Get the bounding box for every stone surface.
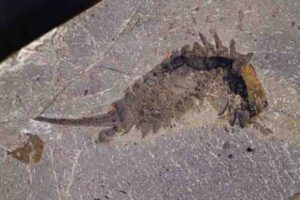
[0,0,300,199]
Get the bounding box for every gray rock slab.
[0,0,300,199]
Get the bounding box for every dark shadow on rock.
[0,0,102,62]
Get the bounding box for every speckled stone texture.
[0,0,299,199]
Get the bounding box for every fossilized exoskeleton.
[34,33,269,142]
[7,134,44,164]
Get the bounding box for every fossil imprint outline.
[35,32,269,143]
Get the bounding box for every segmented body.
[34,33,268,142]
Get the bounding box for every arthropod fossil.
[35,33,268,142]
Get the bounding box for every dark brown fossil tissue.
[34,33,268,143]
[7,134,44,164]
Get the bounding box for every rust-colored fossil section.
[241,64,268,116]
[7,134,44,164]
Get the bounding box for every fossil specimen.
[34,33,268,143]
[7,134,44,164]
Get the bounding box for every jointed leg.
[199,33,216,56]
[214,33,229,57]
[237,110,250,128]
[97,127,118,143]
[230,40,254,71]
[193,42,206,57]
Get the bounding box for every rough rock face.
[0,0,300,199]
